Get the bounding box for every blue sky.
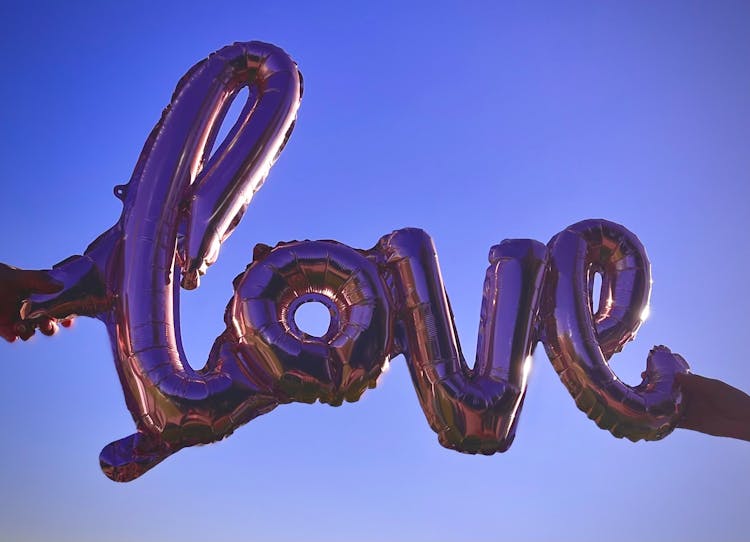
[1,2,749,541]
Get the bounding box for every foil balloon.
[5,41,691,482]
[230,240,393,406]
[378,229,546,454]
[539,220,689,441]
[20,41,304,481]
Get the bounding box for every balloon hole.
[591,271,603,314]
[208,86,251,163]
[113,184,127,201]
[294,301,332,338]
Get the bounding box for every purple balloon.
[230,240,393,406]
[378,229,546,454]
[21,41,303,481]
[7,42,690,482]
[539,219,689,441]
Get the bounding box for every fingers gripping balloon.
[9,42,689,482]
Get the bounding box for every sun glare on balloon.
[522,355,533,383]
[376,358,391,387]
[641,305,651,322]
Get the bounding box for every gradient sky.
[1,2,749,541]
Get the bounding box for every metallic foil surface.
[378,229,546,454]
[539,220,688,441]
[21,41,303,481]
[9,43,689,482]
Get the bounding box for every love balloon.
[17,42,689,482]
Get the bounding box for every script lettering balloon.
[5,42,689,482]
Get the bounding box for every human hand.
[0,263,65,342]
[676,372,750,442]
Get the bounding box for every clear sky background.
[1,2,749,541]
